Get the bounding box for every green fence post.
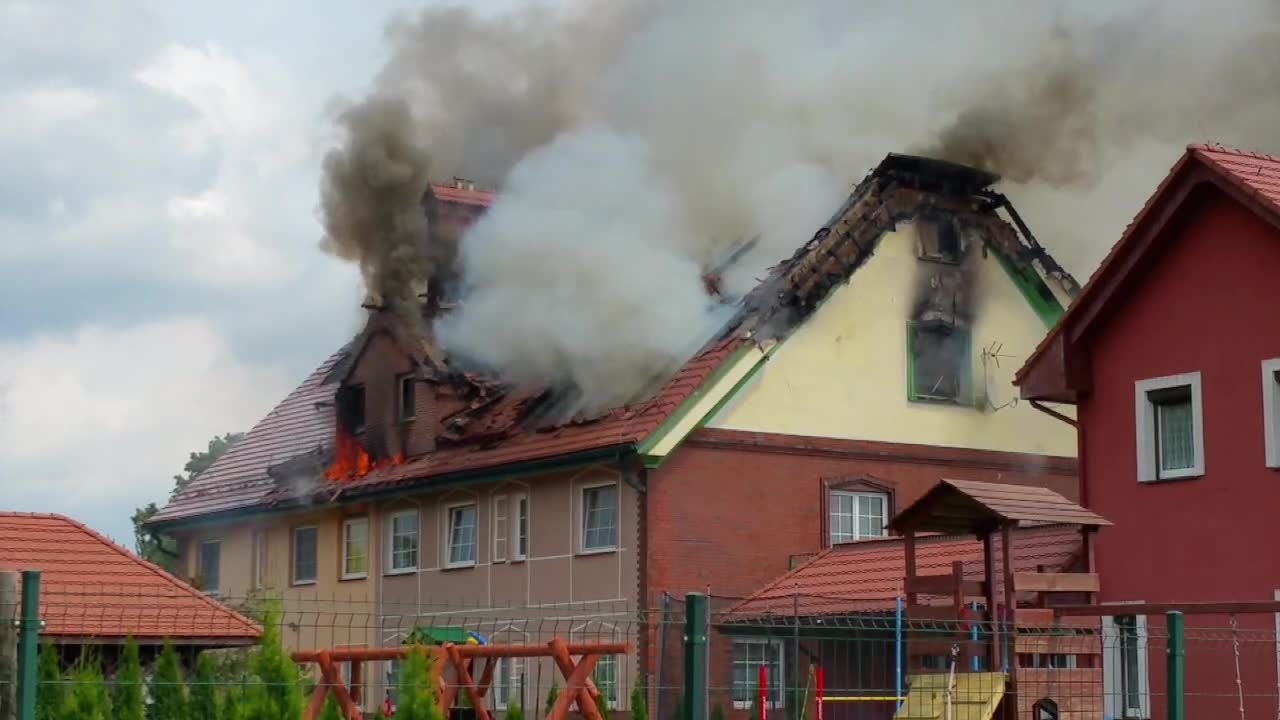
[1166,611,1184,720]
[682,594,707,720]
[15,571,40,720]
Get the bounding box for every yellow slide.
[892,673,1006,720]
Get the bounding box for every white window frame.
[493,495,508,563]
[292,526,319,586]
[513,494,529,561]
[828,491,888,545]
[730,637,785,710]
[445,501,479,568]
[1263,358,1280,469]
[1135,372,1205,482]
[397,373,416,422]
[592,653,619,708]
[198,539,221,596]
[580,481,619,554]
[386,509,419,574]
[251,530,267,590]
[342,517,370,580]
[493,657,524,710]
[1102,607,1150,720]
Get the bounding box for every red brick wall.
[645,429,1078,600]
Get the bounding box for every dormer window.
[337,384,366,433]
[917,218,965,264]
[398,374,416,422]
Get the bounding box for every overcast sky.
[0,0,529,547]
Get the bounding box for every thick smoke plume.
[323,0,1280,413]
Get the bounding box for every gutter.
[147,443,637,533]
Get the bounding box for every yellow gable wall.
[709,224,1077,457]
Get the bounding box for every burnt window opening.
[337,384,366,434]
[398,374,416,422]
[908,320,971,404]
[916,218,965,264]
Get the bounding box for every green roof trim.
[992,249,1066,329]
[635,342,762,460]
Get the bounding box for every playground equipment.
[291,638,627,720]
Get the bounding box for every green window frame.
[906,320,973,405]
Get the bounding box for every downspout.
[1028,399,1088,508]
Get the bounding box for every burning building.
[146,153,1081,718]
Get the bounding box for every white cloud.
[0,317,291,546]
[0,86,100,136]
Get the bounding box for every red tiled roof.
[430,183,495,207]
[0,513,261,642]
[1016,143,1280,390]
[726,525,1082,617]
[150,349,346,523]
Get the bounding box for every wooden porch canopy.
[888,479,1111,675]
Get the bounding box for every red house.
[1016,144,1280,719]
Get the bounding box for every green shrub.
[395,645,444,720]
[113,638,145,720]
[243,605,304,720]
[62,652,112,720]
[630,685,648,720]
[544,682,559,718]
[506,700,525,720]
[710,703,725,720]
[318,694,343,720]
[592,672,610,719]
[190,652,220,720]
[219,685,245,720]
[150,641,188,720]
[36,644,63,720]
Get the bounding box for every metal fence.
[10,580,1280,719]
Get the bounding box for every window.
[493,496,508,562]
[593,655,618,708]
[292,526,318,585]
[388,510,419,573]
[493,657,524,709]
[1135,372,1204,481]
[338,383,366,433]
[1104,615,1149,719]
[731,639,783,709]
[252,531,267,590]
[581,484,618,552]
[447,503,478,567]
[386,659,401,704]
[342,517,369,579]
[198,540,221,595]
[828,491,887,544]
[514,495,529,561]
[398,374,416,422]
[908,321,971,404]
[1264,359,1280,468]
[916,218,964,263]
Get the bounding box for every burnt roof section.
[888,478,1111,536]
[874,153,1001,194]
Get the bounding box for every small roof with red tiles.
[0,513,261,644]
[1016,143,1280,400]
[726,524,1083,618]
[888,479,1110,535]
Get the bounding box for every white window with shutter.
[1102,613,1149,719]
[1135,372,1204,482]
[1263,359,1280,468]
[493,495,508,563]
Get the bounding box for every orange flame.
[326,427,404,481]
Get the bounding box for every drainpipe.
[1028,399,1089,509]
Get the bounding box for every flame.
[326,427,404,481]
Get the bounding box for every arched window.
[1032,698,1059,720]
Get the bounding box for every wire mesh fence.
[11,584,1280,719]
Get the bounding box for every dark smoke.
[319,97,432,328]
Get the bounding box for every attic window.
[917,218,964,263]
[908,320,971,404]
[398,374,416,422]
[338,384,366,433]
